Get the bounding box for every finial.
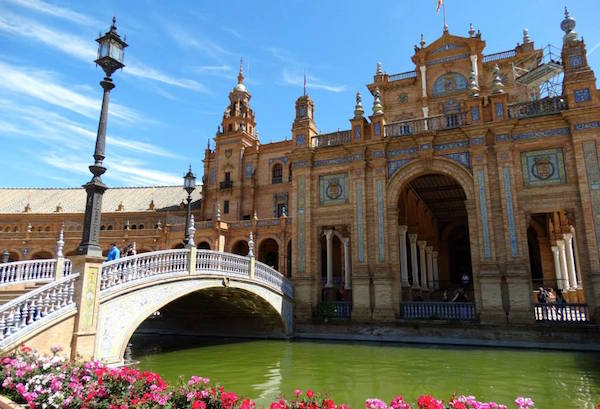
[469,70,479,97]
[132,241,137,255]
[216,204,221,221]
[303,70,307,96]
[27,223,32,233]
[372,88,384,115]
[469,23,475,38]
[420,33,426,48]
[376,62,383,76]
[56,223,64,258]
[492,64,505,94]
[354,91,364,119]
[111,16,117,31]
[253,210,258,220]
[560,6,577,43]
[156,220,162,230]
[237,57,244,84]
[248,232,255,257]
[187,215,195,247]
[522,28,530,44]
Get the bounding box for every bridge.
[0,246,293,365]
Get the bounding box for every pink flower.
[366,398,388,409]
[295,389,303,397]
[514,397,534,409]
[306,390,314,399]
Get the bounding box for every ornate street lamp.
[183,165,197,244]
[76,17,127,257]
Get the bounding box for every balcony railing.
[389,70,417,82]
[219,180,233,189]
[385,112,468,137]
[482,49,516,63]
[332,301,352,319]
[312,130,352,148]
[400,301,476,320]
[508,96,567,119]
[534,303,589,323]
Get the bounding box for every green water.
[133,336,600,409]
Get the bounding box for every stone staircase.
[0,282,46,305]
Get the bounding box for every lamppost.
[183,166,197,244]
[76,17,127,257]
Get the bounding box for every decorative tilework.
[575,121,600,131]
[503,167,518,257]
[209,168,216,184]
[433,140,469,151]
[575,88,591,103]
[294,161,309,169]
[296,176,306,272]
[470,136,485,145]
[387,147,417,157]
[471,106,480,122]
[296,134,306,145]
[355,182,365,262]
[432,73,468,96]
[431,43,464,54]
[376,180,385,262]
[521,148,566,186]
[496,134,510,142]
[374,122,381,137]
[244,164,255,179]
[313,154,363,168]
[268,156,288,166]
[477,170,492,259]
[495,102,504,119]
[419,143,431,151]
[512,127,569,141]
[442,152,470,169]
[387,159,412,178]
[353,125,361,140]
[569,54,583,67]
[583,141,600,245]
[319,174,348,205]
[427,53,468,66]
[372,150,385,159]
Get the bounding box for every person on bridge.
[106,243,120,261]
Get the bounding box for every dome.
[233,82,247,93]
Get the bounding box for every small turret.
[560,6,577,44]
[492,64,505,94]
[372,88,384,115]
[354,92,364,119]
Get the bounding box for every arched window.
[131,225,137,230]
[272,163,283,184]
[107,225,113,230]
[138,224,144,230]
[100,225,106,231]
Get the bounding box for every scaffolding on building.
[512,44,563,100]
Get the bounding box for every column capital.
[425,245,433,254]
[324,229,333,239]
[417,240,427,248]
[556,240,566,250]
[408,233,418,243]
[342,236,350,246]
[398,225,408,234]
[562,232,573,243]
[432,250,438,258]
[551,245,559,255]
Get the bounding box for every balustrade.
[101,249,189,292]
[254,260,293,298]
[482,49,516,63]
[0,273,78,345]
[312,130,352,148]
[196,251,250,278]
[400,302,476,320]
[389,71,417,82]
[0,259,57,286]
[534,303,589,323]
[508,96,567,119]
[385,112,467,137]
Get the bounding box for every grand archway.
[258,238,279,271]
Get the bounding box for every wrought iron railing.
[400,301,476,320]
[508,96,567,119]
[312,130,352,148]
[482,49,516,63]
[219,180,233,189]
[385,112,468,137]
[389,71,417,81]
[332,301,352,319]
[0,273,79,346]
[534,303,589,323]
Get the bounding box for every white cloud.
[4,0,99,27]
[282,69,345,93]
[0,13,207,92]
[166,24,232,62]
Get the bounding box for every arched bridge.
[0,248,294,365]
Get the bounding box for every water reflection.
[132,336,600,409]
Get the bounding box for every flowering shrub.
[0,347,549,409]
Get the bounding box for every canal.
[132,335,600,409]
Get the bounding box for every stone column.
[343,237,351,290]
[551,245,563,290]
[562,233,578,290]
[417,240,427,290]
[408,234,419,288]
[556,241,570,290]
[425,246,434,290]
[420,66,427,97]
[470,54,479,84]
[325,229,333,288]
[398,225,409,287]
[432,250,439,290]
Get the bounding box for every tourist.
[537,287,547,304]
[452,288,468,303]
[556,289,567,305]
[442,290,449,302]
[461,272,470,288]
[546,288,556,304]
[106,242,120,261]
[125,244,134,257]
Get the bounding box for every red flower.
[307,390,315,399]
[193,400,207,409]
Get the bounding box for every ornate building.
[1,8,599,324]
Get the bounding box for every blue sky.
[0,0,598,188]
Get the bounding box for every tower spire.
[303,70,307,96]
[237,57,244,84]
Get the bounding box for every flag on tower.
[436,0,443,14]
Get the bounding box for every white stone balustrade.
[0,273,78,346]
[196,250,249,278]
[101,249,189,292]
[0,259,57,286]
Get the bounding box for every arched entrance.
[320,232,343,294]
[197,241,211,250]
[30,251,53,260]
[231,240,249,256]
[258,238,279,271]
